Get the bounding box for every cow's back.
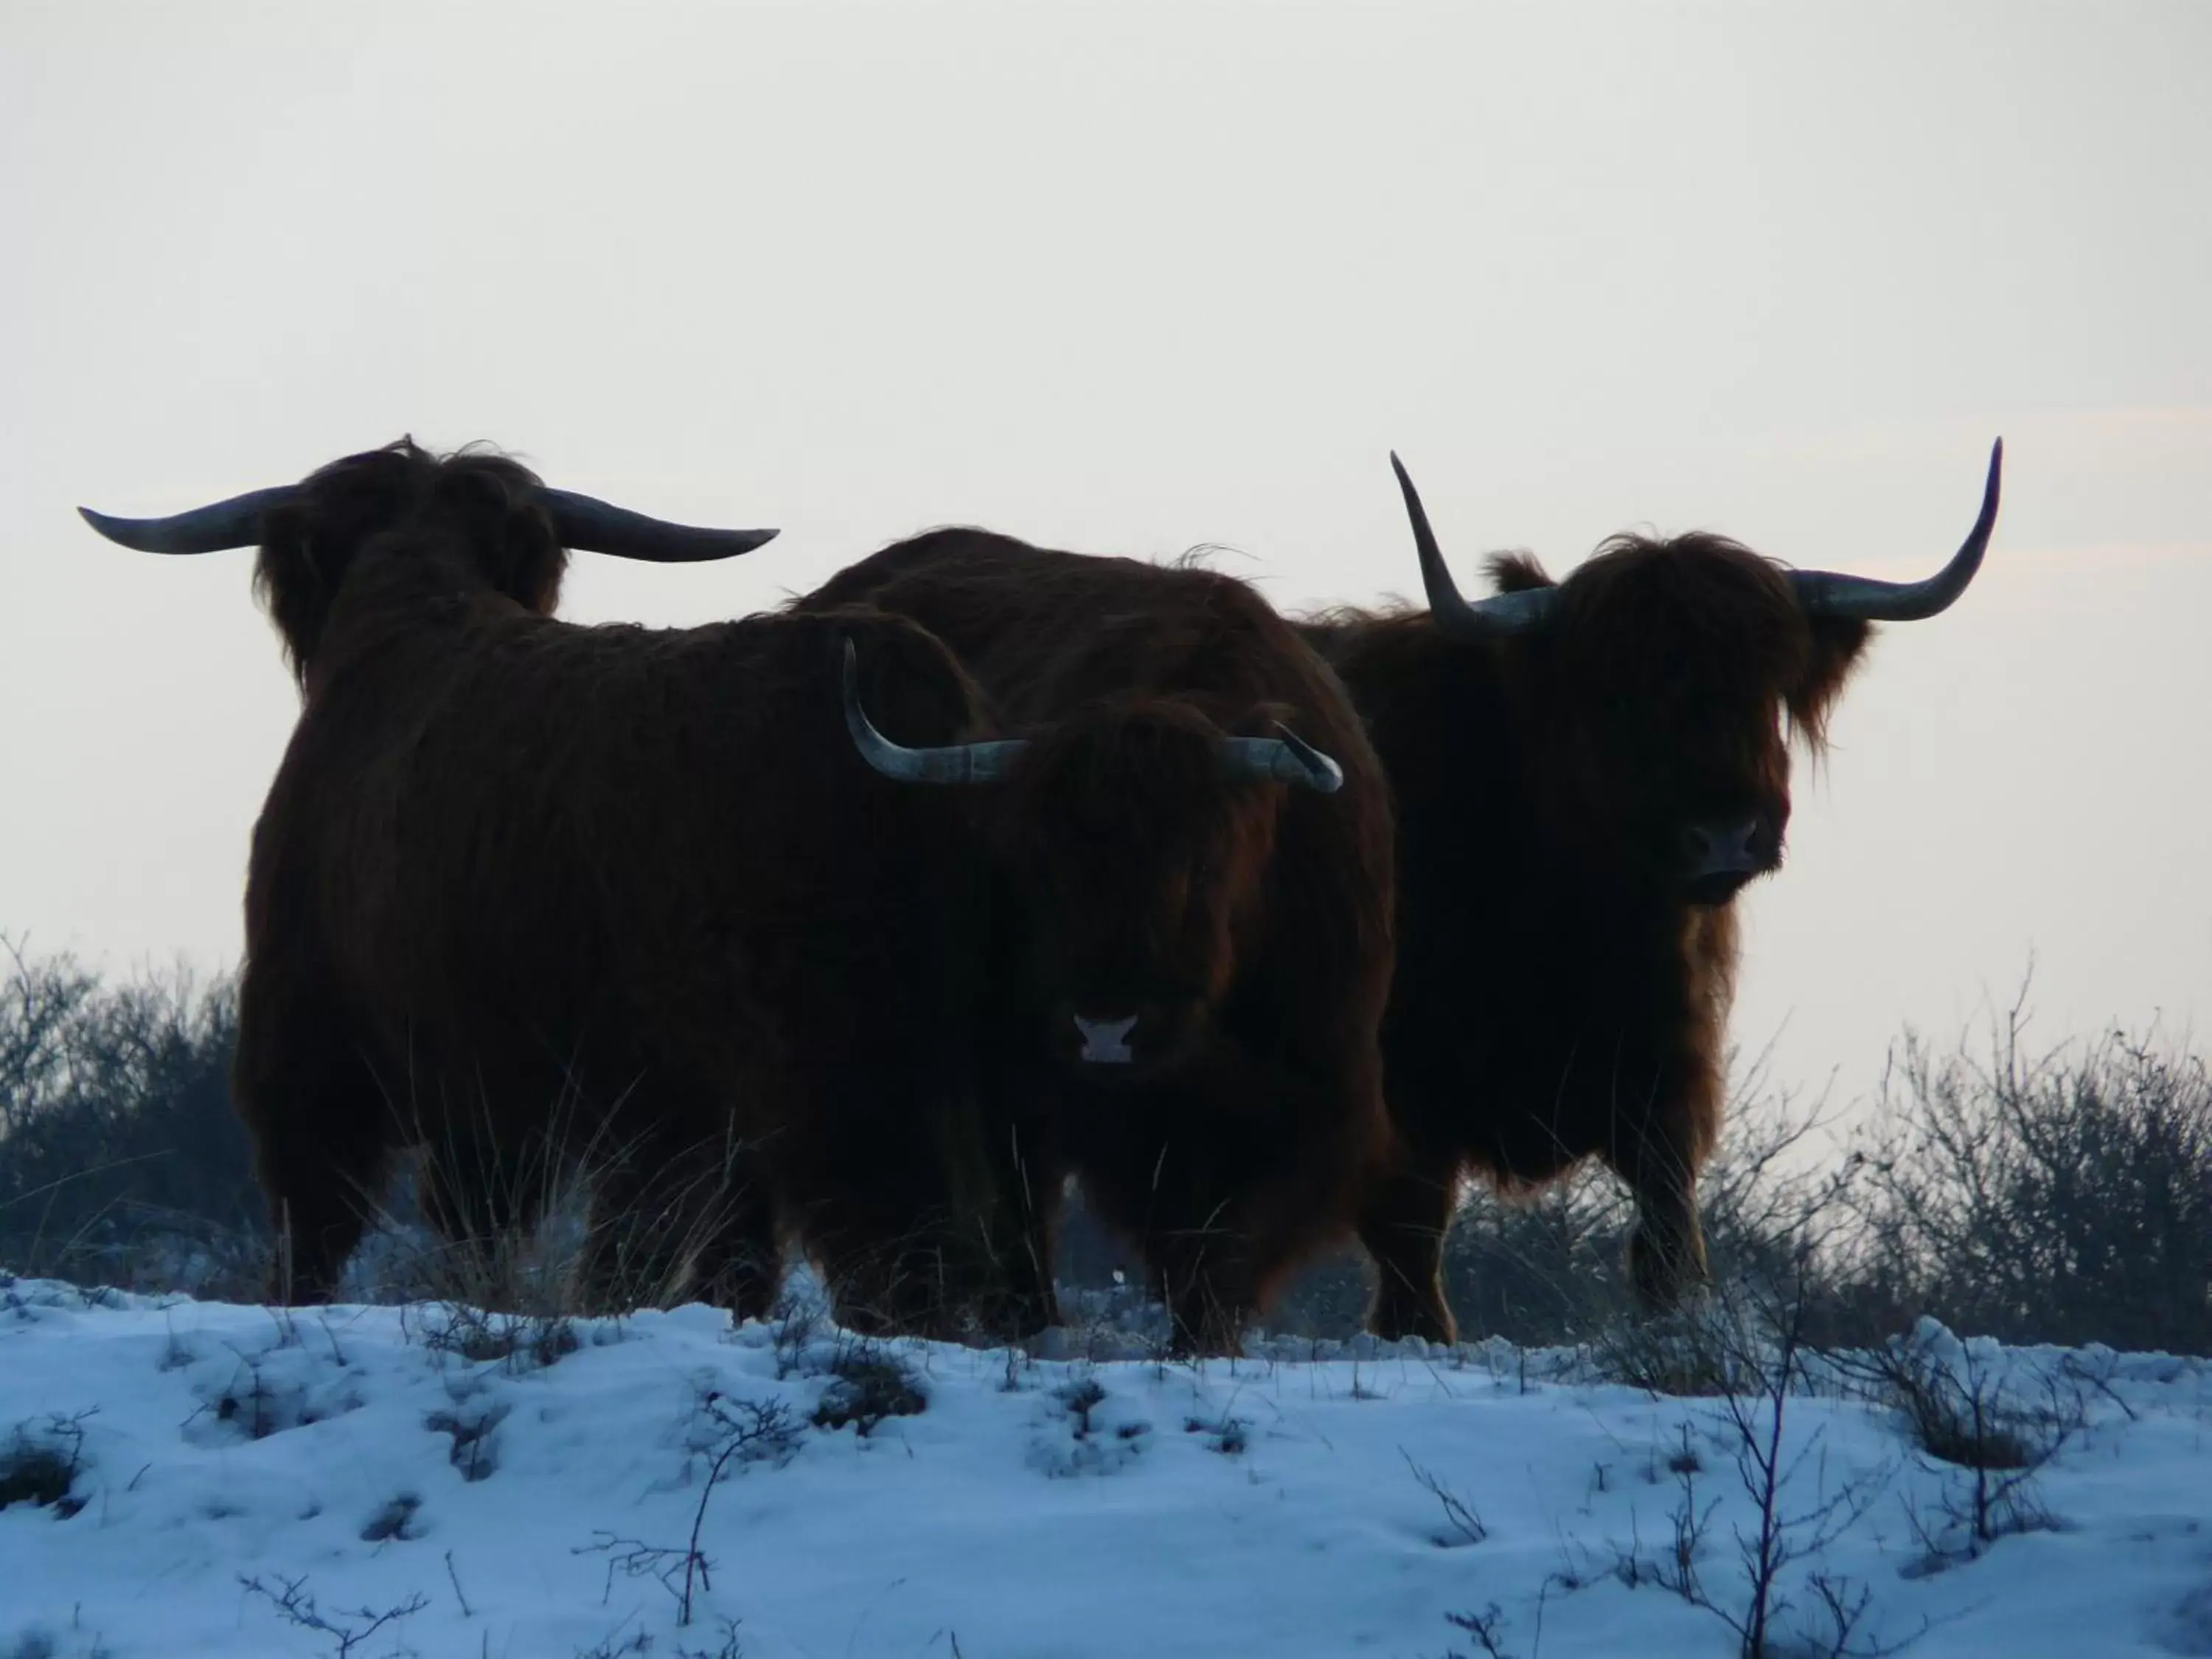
[255,595,993,1138]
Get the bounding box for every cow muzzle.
[1055,997,1204,1075]
[1071,1014,1141,1065]
[1680,815,1778,905]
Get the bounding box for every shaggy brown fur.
[801,532,1397,1354]
[229,442,1051,1336]
[1304,531,1871,1344]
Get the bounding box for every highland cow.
[801,532,1397,1354]
[80,440,1053,1336]
[1301,443,2004,1344]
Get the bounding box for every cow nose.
[1683,816,1765,878]
[1072,1013,1140,1065]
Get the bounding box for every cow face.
[1384,445,2000,909]
[999,703,1286,1077]
[1520,536,1868,905]
[841,659,1343,1077]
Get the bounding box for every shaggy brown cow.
[1303,444,2004,1344]
[80,439,1054,1337]
[799,533,1397,1354]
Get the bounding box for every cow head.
[842,644,1342,1076]
[1389,443,2001,905]
[80,437,777,683]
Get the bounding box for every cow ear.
[1788,613,1872,748]
[1484,551,1555,594]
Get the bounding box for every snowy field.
[3,1277,2210,1659]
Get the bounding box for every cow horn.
[1788,439,2003,621]
[80,482,776,563]
[841,640,1029,786]
[77,487,301,554]
[1221,724,1346,793]
[1392,452,1557,639]
[536,488,779,563]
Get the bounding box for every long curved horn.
[77,486,299,554]
[1221,724,1346,793]
[538,488,779,563]
[842,640,1029,786]
[80,481,776,563]
[1392,452,1556,639]
[1789,439,2003,621]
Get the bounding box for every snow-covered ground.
[3,1277,2208,1659]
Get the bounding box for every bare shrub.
[0,1411,93,1517]
[236,1574,428,1658]
[1828,1321,2087,1570]
[1843,990,2212,1356]
[579,1388,797,1631]
[1430,998,2210,1362]
[1573,1267,1911,1659]
[0,940,256,1289]
[809,1341,926,1436]
[1405,1450,1489,1547]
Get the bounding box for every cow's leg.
[1356,1153,1462,1346]
[798,1158,1057,1344]
[575,1090,765,1315]
[779,1057,1065,1343]
[1147,1046,1417,1350]
[1607,1109,1713,1312]
[232,964,397,1305]
[675,1180,783,1326]
[1115,1128,1272,1358]
[1076,1046,1384,1358]
[964,1107,1066,1340]
[1152,1211,1259,1359]
[807,1206,967,1343]
[1062,1134,1253,1358]
[815,1197,1063,1344]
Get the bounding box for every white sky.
[4,1,2208,1119]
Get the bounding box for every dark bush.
[0,938,258,1285]
[1843,998,2212,1355]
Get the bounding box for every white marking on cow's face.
[1073,1015,1138,1065]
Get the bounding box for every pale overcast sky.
[4,1,2208,1116]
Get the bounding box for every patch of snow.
[1,1277,2206,1658]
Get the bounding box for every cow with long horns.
[1301,444,2005,1344]
[802,532,1397,1355]
[80,439,1054,1337]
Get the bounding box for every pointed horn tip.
[77,506,148,547]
